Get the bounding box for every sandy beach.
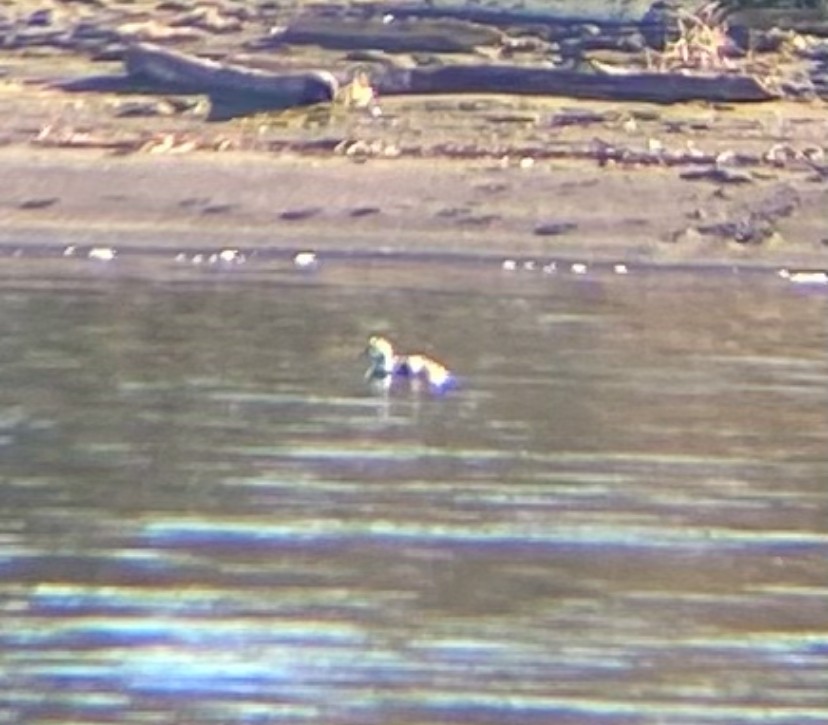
[2,0,827,270]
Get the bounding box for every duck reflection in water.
[364,335,454,392]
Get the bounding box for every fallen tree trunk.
[372,2,634,31]
[120,42,778,119]
[124,42,338,113]
[273,16,504,53]
[378,64,779,103]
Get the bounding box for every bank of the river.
[2,131,827,271]
[1,0,827,270]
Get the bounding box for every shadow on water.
[1,260,827,724]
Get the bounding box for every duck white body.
[365,335,453,390]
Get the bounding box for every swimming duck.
[364,335,453,390]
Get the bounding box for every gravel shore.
[2,0,827,271]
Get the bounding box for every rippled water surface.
[1,259,827,724]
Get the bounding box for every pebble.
[714,149,737,167]
[778,269,828,285]
[534,222,578,237]
[647,137,663,153]
[219,248,242,263]
[88,247,116,261]
[293,251,318,269]
[802,146,824,163]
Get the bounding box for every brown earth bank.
[1,0,827,270]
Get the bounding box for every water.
[1,258,827,725]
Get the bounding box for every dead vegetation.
[648,2,737,71]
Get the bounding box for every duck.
[364,335,453,390]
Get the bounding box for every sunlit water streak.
[1,261,827,724]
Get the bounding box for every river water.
[1,257,827,724]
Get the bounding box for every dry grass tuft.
[648,1,736,71]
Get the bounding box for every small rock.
[698,216,775,245]
[647,137,664,153]
[778,269,828,285]
[115,101,175,118]
[27,9,52,27]
[171,7,242,34]
[349,206,381,218]
[201,204,236,215]
[219,249,242,263]
[280,208,322,221]
[680,167,752,184]
[764,143,797,166]
[18,197,58,210]
[715,149,737,167]
[88,247,116,261]
[550,108,607,128]
[116,20,203,41]
[293,251,318,269]
[534,222,577,236]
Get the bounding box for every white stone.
[88,247,116,261]
[293,251,318,268]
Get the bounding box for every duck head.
[365,335,395,379]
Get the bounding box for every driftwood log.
[377,64,779,103]
[273,17,504,53]
[372,2,633,32]
[124,42,338,118]
[120,42,778,119]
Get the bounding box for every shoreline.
[2,144,827,274]
[1,0,827,276]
